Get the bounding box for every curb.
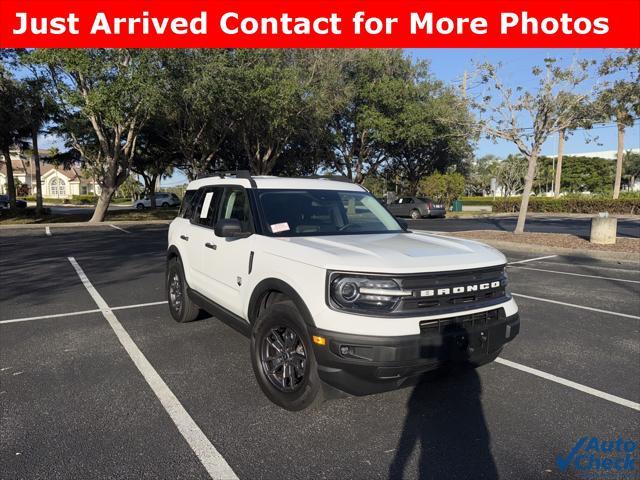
[431,213,640,220]
[0,220,172,230]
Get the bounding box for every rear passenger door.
[186,186,223,295]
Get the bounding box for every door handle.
[205,242,217,250]
[180,235,189,241]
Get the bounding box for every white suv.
[166,172,519,410]
[134,192,181,209]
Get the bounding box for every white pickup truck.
[166,172,519,410]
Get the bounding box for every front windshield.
[257,189,403,236]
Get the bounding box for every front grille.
[420,308,505,334]
[394,265,508,316]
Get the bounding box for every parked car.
[166,172,518,410]
[387,196,446,219]
[133,192,181,209]
[0,195,27,210]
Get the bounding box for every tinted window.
[179,190,199,218]
[191,188,220,227]
[401,197,414,204]
[217,187,253,232]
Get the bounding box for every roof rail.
[197,170,257,188]
[308,174,353,183]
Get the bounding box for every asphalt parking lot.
[408,216,640,238]
[1,224,639,480]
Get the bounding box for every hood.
[262,232,506,273]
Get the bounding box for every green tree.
[159,50,239,179]
[623,151,640,190]
[465,154,500,196]
[475,58,593,233]
[233,49,334,175]
[0,61,28,209]
[597,49,640,199]
[29,49,163,222]
[387,74,474,194]
[418,172,464,207]
[328,49,416,183]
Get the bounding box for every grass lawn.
[0,207,178,225]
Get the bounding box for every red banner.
[1,0,638,48]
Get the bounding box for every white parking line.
[512,293,640,319]
[0,301,168,325]
[507,255,557,265]
[67,257,238,480]
[509,266,640,284]
[496,358,640,411]
[45,227,51,236]
[110,225,130,233]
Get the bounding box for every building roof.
[0,158,84,181]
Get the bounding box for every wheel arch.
[248,278,315,327]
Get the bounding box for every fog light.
[339,345,350,355]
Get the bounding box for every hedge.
[491,196,639,215]
[458,196,494,206]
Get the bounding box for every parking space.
[1,225,639,479]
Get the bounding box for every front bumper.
[310,309,519,395]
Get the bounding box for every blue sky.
[408,48,639,158]
[35,48,639,186]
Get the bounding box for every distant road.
[408,215,640,238]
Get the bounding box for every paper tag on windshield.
[270,222,290,233]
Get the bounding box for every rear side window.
[180,190,199,218]
[191,188,220,227]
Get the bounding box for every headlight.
[328,273,412,313]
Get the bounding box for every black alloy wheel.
[260,326,308,392]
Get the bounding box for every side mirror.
[397,219,408,231]
[215,218,251,238]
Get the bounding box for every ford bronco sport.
[166,172,519,411]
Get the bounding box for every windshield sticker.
[270,222,290,233]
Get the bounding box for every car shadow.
[389,326,498,480]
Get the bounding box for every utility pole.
[554,129,565,198]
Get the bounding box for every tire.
[136,203,144,210]
[250,301,323,411]
[161,202,169,208]
[166,257,200,323]
[410,209,421,220]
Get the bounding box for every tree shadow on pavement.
[389,325,498,480]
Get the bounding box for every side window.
[402,197,413,204]
[180,190,199,218]
[191,188,219,227]
[217,187,253,232]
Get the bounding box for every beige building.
[0,150,101,199]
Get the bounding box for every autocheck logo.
[556,436,639,478]
[419,281,501,297]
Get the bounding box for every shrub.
[492,196,639,215]
[71,195,98,205]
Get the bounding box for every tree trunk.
[32,129,44,214]
[554,129,565,198]
[514,152,539,234]
[2,145,16,209]
[90,187,115,222]
[613,122,625,199]
[149,176,158,209]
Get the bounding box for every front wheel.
[136,203,144,210]
[250,301,323,411]
[161,202,170,208]
[410,209,421,219]
[166,257,200,323]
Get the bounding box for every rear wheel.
[410,209,421,219]
[166,257,200,323]
[161,202,170,208]
[250,301,323,411]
